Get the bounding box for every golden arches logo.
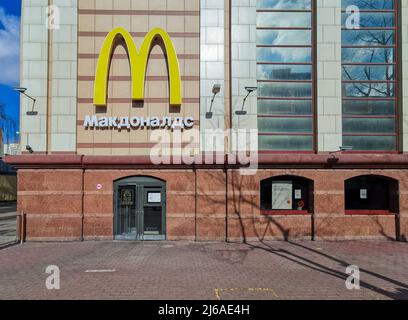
[93,27,182,106]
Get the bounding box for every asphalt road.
[0,202,17,246]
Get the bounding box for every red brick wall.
[16,168,408,241]
[227,169,406,241]
[18,169,83,241]
[196,170,226,241]
[82,170,197,240]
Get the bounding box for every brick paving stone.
[0,240,407,300]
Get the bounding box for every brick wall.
[16,168,408,242]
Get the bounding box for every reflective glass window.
[341,0,398,151]
[257,0,315,151]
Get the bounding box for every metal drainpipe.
[226,0,232,243]
[396,213,401,242]
[17,212,25,243]
[225,155,228,243]
[311,212,316,241]
[20,212,26,243]
[194,164,197,242]
[46,0,53,154]
[396,184,401,242]
[15,213,21,243]
[80,156,85,241]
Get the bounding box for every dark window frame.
[344,175,399,215]
[260,175,314,215]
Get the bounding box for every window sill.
[345,210,395,216]
[261,210,310,216]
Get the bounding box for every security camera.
[339,146,353,151]
[26,145,34,154]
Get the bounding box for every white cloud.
[0,8,20,86]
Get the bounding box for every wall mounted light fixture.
[236,86,257,115]
[205,84,221,119]
[13,87,37,116]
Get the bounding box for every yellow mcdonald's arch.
[93,27,182,106]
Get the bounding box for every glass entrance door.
[114,177,166,241]
[115,185,138,240]
[143,188,165,240]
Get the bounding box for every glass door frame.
[113,176,166,241]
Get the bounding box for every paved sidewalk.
[0,240,407,300]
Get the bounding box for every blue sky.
[0,0,21,144]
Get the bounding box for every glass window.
[342,65,395,81]
[341,0,394,10]
[258,65,312,81]
[345,175,398,213]
[341,12,395,28]
[259,117,313,133]
[341,0,399,151]
[257,30,311,46]
[260,176,313,212]
[257,0,311,10]
[342,30,395,46]
[259,135,314,151]
[259,83,313,98]
[257,0,315,152]
[257,12,311,28]
[257,48,312,63]
[343,118,396,134]
[258,100,313,115]
[342,100,395,116]
[342,83,395,97]
[342,48,395,63]
[343,135,396,151]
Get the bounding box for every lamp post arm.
[241,91,251,111]
[209,92,217,113]
[21,91,33,101]
[20,92,37,112]
[31,98,36,112]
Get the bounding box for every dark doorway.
[114,176,166,240]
